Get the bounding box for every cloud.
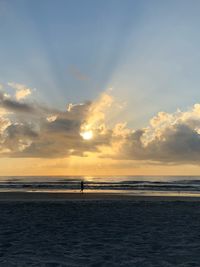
[81,92,113,133]
[1,85,200,165]
[8,82,32,100]
[0,117,11,134]
[115,104,200,164]
[0,88,112,157]
[0,92,34,113]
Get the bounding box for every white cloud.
[0,117,11,134]
[46,115,57,122]
[8,82,32,100]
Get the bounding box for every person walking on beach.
[80,180,84,193]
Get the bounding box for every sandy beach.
[0,191,200,202]
[0,198,200,266]
[1,191,200,267]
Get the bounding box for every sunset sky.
[1,0,200,175]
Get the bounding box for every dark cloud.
[0,93,34,113]
[45,118,80,133]
[118,124,200,164]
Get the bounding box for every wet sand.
[0,191,200,201]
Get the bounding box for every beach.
[0,191,200,202]
[0,193,200,266]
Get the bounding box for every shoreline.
[0,191,200,201]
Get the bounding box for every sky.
[1,0,200,175]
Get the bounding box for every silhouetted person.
[80,180,84,193]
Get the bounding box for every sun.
[80,130,93,140]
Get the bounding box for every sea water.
[0,176,200,196]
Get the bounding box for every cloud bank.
[0,84,112,158]
[116,104,200,164]
[1,83,200,164]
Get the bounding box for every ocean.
[1,175,200,196]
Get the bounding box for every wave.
[1,176,200,193]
